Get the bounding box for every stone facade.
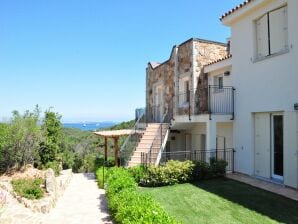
[146,38,227,122]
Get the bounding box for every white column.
[206,120,217,163]
[206,120,217,150]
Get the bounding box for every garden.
[97,160,298,224]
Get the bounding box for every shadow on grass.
[191,178,298,224]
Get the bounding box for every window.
[185,80,190,103]
[178,77,191,107]
[213,75,223,87]
[256,6,288,59]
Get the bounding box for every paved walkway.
[227,173,298,201]
[0,173,112,224]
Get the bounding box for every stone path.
[227,173,298,201]
[0,173,113,224]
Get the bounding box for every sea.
[63,122,116,131]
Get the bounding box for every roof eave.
[221,0,268,26]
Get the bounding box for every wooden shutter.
[256,14,269,58]
[269,6,288,54]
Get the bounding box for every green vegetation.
[128,160,227,187]
[141,179,298,224]
[11,178,44,200]
[140,161,194,187]
[0,106,121,174]
[106,120,134,130]
[102,167,180,224]
[0,107,42,172]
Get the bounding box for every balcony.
[175,85,235,120]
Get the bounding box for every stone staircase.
[127,123,169,167]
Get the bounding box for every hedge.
[103,167,180,224]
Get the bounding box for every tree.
[39,110,63,165]
[0,106,42,172]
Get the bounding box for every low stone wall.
[0,169,73,214]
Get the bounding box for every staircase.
[127,123,169,167]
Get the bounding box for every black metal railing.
[175,85,235,120]
[141,123,169,166]
[208,85,235,119]
[142,148,235,172]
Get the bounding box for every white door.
[271,114,284,180]
[254,113,271,178]
[185,134,191,160]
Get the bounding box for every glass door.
[271,114,284,180]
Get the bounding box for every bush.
[210,158,228,177]
[105,167,180,224]
[192,158,228,181]
[192,161,213,180]
[140,160,194,187]
[128,165,146,183]
[44,161,61,176]
[94,156,115,169]
[11,178,44,200]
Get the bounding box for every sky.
[0,0,243,123]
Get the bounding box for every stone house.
[146,38,227,123]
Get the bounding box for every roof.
[149,61,161,69]
[220,0,254,21]
[93,129,133,138]
[147,38,226,70]
[205,54,232,66]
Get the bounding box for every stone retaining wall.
[0,169,73,214]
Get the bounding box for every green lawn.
[141,178,298,224]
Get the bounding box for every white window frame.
[255,5,288,61]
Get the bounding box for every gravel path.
[0,173,112,224]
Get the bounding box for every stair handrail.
[155,126,170,166]
[146,123,163,165]
[120,113,146,166]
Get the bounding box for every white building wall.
[229,0,298,187]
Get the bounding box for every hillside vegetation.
[0,106,135,174]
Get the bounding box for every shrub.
[105,167,180,224]
[106,167,136,195]
[210,158,228,177]
[94,156,115,169]
[192,158,228,181]
[192,161,212,180]
[128,165,146,183]
[45,161,61,176]
[11,178,44,200]
[140,160,194,187]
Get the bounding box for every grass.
[141,178,298,224]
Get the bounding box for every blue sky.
[0,0,243,122]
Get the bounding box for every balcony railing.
[176,85,235,120]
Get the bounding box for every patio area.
[227,173,298,201]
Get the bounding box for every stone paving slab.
[0,173,113,224]
[227,173,298,201]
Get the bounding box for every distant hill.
[102,120,135,131]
